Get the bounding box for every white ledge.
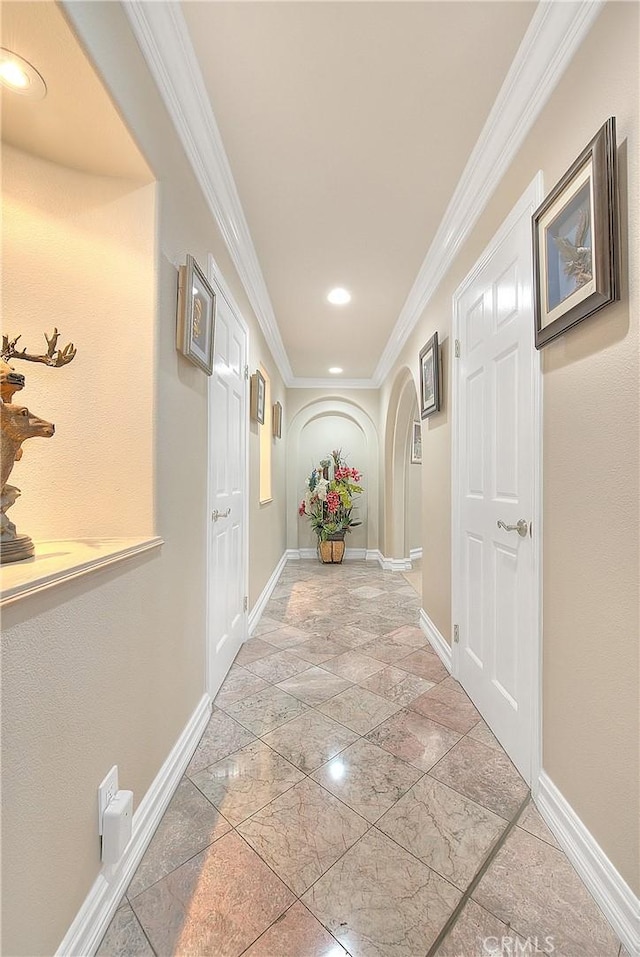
[0,537,163,607]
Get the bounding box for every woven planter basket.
[318,538,346,564]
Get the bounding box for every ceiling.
[182,1,536,381]
[0,1,151,181]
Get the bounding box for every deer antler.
[1,329,77,368]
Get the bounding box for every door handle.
[212,508,231,522]
[497,519,529,538]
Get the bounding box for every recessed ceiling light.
[327,287,351,305]
[328,367,343,374]
[0,49,47,99]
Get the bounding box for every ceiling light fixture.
[328,367,343,375]
[327,287,351,306]
[0,49,47,99]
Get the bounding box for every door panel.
[454,197,538,782]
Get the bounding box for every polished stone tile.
[326,623,378,649]
[517,801,561,849]
[97,903,154,957]
[312,738,421,823]
[409,679,482,733]
[322,650,386,682]
[357,634,417,664]
[191,739,304,826]
[359,665,435,705]
[222,685,308,735]
[378,775,507,889]
[243,902,349,957]
[131,831,294,957]
[430,736,528,819]
[434,898,515,957]
[213,665,269,710]
[127,778,231,898]
[235,637,280,665]
[396,648,449,682]
[186,709,255,776]
[249,617,283,638]
[259,624,311,649]
[351,584,386,599]
[366,709,461,771]
[384,624,428,648]
[245,649,312,683]
[238,778,368,895]
[262,710,358,773]
[303,827,461,957]
[473,827,620,957]
[349,613,403,637]
[466,717,503,752]
[317,685,401,734]
[277,665,352,705]
[292,635,350,665]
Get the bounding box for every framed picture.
[419,332,441,419]
[410,420,422,464]
[176,254,216,374]
[533,117,618,349]
[250,370,266,424]
[272,401,282,438]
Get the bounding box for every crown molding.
[372,0,604,386]
[122,0,602,392]
[122,0,293,384]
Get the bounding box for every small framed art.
[176,254,216,374]
[419,332,441,419]
[532,117,619,349]
[250,370,266,424]
[272,401,282,438]
[410,421,422,464]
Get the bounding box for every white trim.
[536,772,640,956]
[379,556,412,572]
[451,173,544,789]
[248,552,287,635]
[0,537,163,608]
[286,547,371,562]
[372,1,603,386]
[409,547,423,562]
[56,695,212,957]
[120,0,601,391]
[123,1,292,384]
[419,607,452,673]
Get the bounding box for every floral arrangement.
[298,449,363,541]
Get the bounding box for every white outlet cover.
[98,765,118,836]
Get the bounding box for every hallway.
[98,562,623,957]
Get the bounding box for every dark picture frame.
[176,254,216,374]
[410,420,422,464]
[419,332,441,419]
[532,116,619,349]
[250,370,266,424]
[272,401,282,438]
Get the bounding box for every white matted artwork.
[411,420,422,464]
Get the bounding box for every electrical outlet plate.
[98,765,118,836]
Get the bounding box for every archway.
[384,368,422,566]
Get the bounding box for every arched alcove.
[286,397,379,554]
[384,367,422,563]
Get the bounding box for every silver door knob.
[212,508,231,522]
[497,518,529,538]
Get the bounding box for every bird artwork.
[553,207,593,290]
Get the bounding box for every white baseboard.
[536,772,639,956]
[248,551,287,635]
[56,694,212,956]
[409,547,423,562]
[419,607,452,672]
[286,547,375,562]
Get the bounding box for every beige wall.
[1,3,287,954]
[1,145,155,540]
[379,1,639,895]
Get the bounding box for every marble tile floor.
[98,561,624,957]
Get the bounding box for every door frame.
[205,253,250,699]
[451,173,544,790]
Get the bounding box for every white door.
[453,180,541,782]
[208,278,248,696]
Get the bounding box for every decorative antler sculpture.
[0,329,77,563]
